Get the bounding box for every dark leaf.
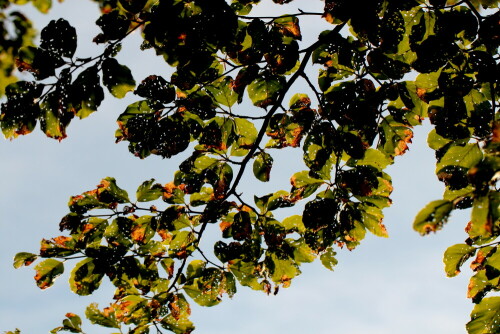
[40,18,77,58]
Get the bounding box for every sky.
[0,1,477,333]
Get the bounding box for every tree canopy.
[1,0,499,333]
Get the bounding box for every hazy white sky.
[0,1,475,333]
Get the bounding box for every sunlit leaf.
[136,179,163,202]
[253,151,273,182]
[247,75,284,107]
[320,247,337,271]
[34,259,64,289]
[436,144,483,173]
[443,244,476,277]
[102,58,136,98]
[13,252,38,269]
[69,258,104,296]
[413,200,453,235]
[467,297,500,334]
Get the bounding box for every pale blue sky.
[0,1,475,333]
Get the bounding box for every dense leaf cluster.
[1,0,499,333]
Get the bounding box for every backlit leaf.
[34,259,64,289]
[413,200,453,235]
[467,297,500,334]
[436,144,483,173]
[136,179,163,202]
[253,151,273,182]
[69,258,104,296]
[102,58,136,98]
[13,252,38,269]
[320,247,338,271]
[443,244,476,277]
[247,75,284,107]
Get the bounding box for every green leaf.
[206,76,238,108]
[169,231,196,259]
[265,252,300,285]
[51,312,84,333]
[190,186,214,207]
[70,66,104,118]
[320,247,338,271]
[13,252,38,269]
[413,200,453,235]
[136,179,163,202]
[69,258,104,296]
[427,128,452,150]
[378,116,414,157]
[443,244,476,277]
[161,294,194,334]
[349,148,392,171]
[184,268,235,307]
[253,152,273,182]
[85,303,120,328]
[34,259,64,289]
[33,0,52,13]
[288,238,316,264]
[436,144,483,173]
[233,118,258,156]
[468,196,492,240]
[281,215,306,234]
[114,295,149,325]
[360,203,388,237]
[3,329,21,334]
[247,75,284,107]
[102,58,136,98]
[289,93,310,109]
[228,259,263,291]
[98,177,130,204]
[467,297,500,334]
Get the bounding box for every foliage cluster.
[1,0,499,333]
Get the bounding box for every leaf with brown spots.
[34,259,64,289]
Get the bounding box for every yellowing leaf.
[413,200,453,235]
[443,244,476,277]
[34,259,64,289]
[467,297,500,334]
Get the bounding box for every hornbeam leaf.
[320,247,338,271]
[349,148,392,171]
[97,177,130,204]
[467,297,500,334]
[436,144,483,173]
[274,16,302,40]
[253,151,273,182]
[443,244,476,277]
[206,77,238,108]
[413,200,453,235]
[69,258,104,295]
[70,66,104,119]
[161,294,194,334]
[40,19,77,58]
[33,0,52,13]
[13,252,38,269]
[34,259,64,289]
[136,179,163,202]
[247,75,284,107]
[468,196,492,240]
[102,58,136,98]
